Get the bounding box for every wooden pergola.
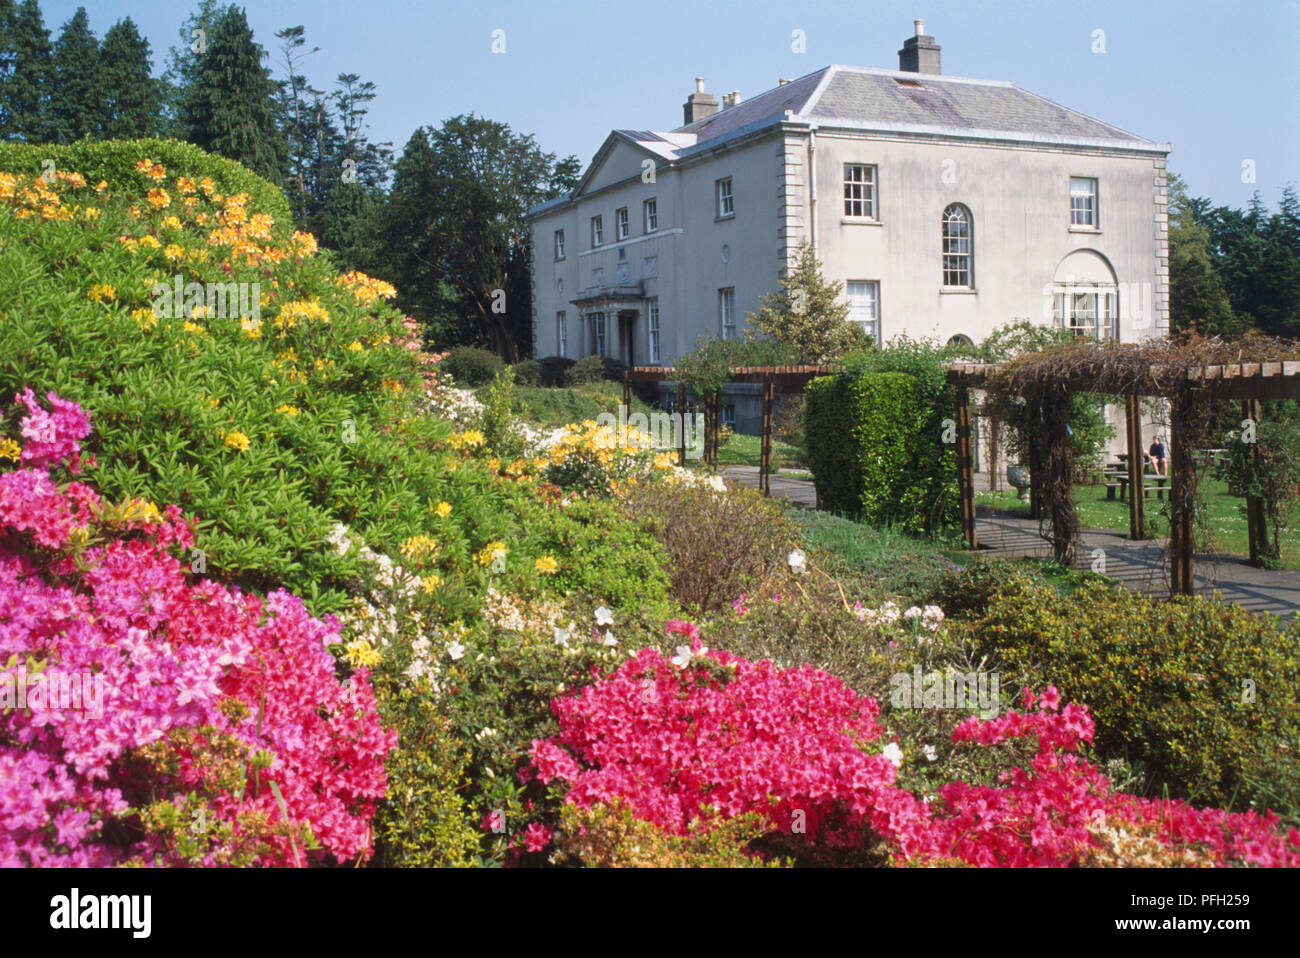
[946,359,1300,594]
[623,365,836,494]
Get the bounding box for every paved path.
[723,465,1300,621]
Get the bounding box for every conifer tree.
[99,17,160,139]
[745,241,869,363]
[184,5,288,184]
[48,7,102,143]
[0,0,52,141]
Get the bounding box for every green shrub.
[512,359,542,386]
[928,557,1055,619]
[442,346,504,386]
[805,370,959,535]
[370,681,479,867]
[0,138,292,227]
[565,355,626,386]
[622,480,796,614]
[966,580,1300,809]
[478,367,528,460]
[538,355,575,387]
[514,381,654,430]
[552,802,790,867]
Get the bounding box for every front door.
[619,311,636,368]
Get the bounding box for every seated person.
[1148,436,1167,476]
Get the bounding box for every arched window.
[942,204,973,288]
[946,333,975,353]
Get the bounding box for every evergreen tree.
[184,5,287,184]
[1167,172,1241,336]
[745,241,868,363]
[275,24,320,225]
[48,6,101,143]
[0,0,51,141]
[160,0,227,138]
[99,17,160,139]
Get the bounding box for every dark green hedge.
[805,370,959,535]
[0,138,292,227]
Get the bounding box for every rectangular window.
[843,164,877,219]
[1054,289,1117,339]
[616,207,629,240]
[647,298,661,364]
[846,281,880,342]
[556,311,566,357]
[716,178,733,218]
[644,198,658,233]
[1070,177,1098,228]
[719,288,736,339]
[722,404,736,429]
[591,215,604,247]
[589,312,606,356]
[554,229,565,260]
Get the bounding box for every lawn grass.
[792,507,1115,604]
[976,477,1300,568]
[717,432,807,469]
[512,381,656,429]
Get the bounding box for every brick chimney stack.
[898,18,941,74]
[683,78,719,124]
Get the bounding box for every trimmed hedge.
[805,370,959,535]
[538,355,576,387]
[565,355,626,386]
[442,346,504,386]
[0,138,292,229]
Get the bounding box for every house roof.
[673,65,1165,152]
[528,64,1167,217]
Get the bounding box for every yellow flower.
[161,215,183,230]
[347,340,364,352]
[476,541,507,567]
[200,177,216,195]
[401,534,439,564]
[434,500,452,518]
[0,438,21,461]
[221,430,251,452]
[94,180,108,192]
[534,555,559,575]
[87,283,116,302]
[421,574,443,593]
[343,639,382,668]
[146,187,170,208]
[164,243,185,261]
[276,404,299,417]
[450,429,485,450]
[81,206,101,220]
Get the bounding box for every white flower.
[903,606,922,621]
[922,605,945,632]
[594,606,614,626]
[602,629,618,647]
[411,637,430,656]
[553,627,570,648]
[403,660,428,681]
[447,641,466,661]
[922,744,938,762]
[787,548,807,574]
[879,602,901,624]
[881,742,904,767]
[671,645,693,668]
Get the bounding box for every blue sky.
[47,0,1299,207]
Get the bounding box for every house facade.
[527,20,1171,442]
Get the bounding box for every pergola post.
[1168,390,1196,595]
[1242,399,1267,564]
[1124,394,1147,539]
[760,374,774,496]
[677,383,687,466]
[956,386,977,550]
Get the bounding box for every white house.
[527,19,1171,438]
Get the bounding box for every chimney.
[721,90,741,109]
[898,18,941,74]
[683,77,719,124]
[778,78,790,86]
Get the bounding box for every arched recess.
[1052,249,1119,340]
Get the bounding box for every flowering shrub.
[0,391,394,866]
[527,623,1300,867]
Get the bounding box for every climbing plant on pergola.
[946,334,1300,594]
